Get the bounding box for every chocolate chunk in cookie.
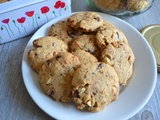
[48,21,82,45]
[70,34,100,59]
[96,23,128,50]
[72,49,98,64]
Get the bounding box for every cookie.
[39,52,81,102]
[70,34,100,59]
[93,0,126,11]
[101,41,135,86]
[72,62,119,112]
[102,20,115,28]
[28,36,68,73]
[127,0,149,12]
[72,50,98,64]
[96,22,128,50]
[67,12,103,32]
[0,0,9,3]
[48,21,82,45]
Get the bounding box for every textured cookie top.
[72,62,119,112]
[0,0,9,3]
[39,52,81,102]
[93,0,126,11]
[67,12,103,32]
[48,21,82,45]
[72,49,98,64]
[127,0,149,12]
[96,23,128,50]
[70,34,100,59]
[101,41,135,86]
[28,36,68,73]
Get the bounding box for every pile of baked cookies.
[92,0,150,12]
[28,12,135,112]
[0,0,10,4]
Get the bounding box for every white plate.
[22,12,157,120]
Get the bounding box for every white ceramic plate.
[22,12,157,120]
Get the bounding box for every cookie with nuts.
[70,34,101,59]
[101,41,135,86]
[67,12,103,32]
[127,0,149,12]
[72,62,119,112]
[28,36,68,73]
[72,50,98,64]
[96,23,128,50]
[0,0,10,3]
[39,52,81,102]
[92,0,127,11]
[48,21,82,45]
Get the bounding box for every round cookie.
[93,0,126,11]
[67,12,103,32]
[48,21,82,45]
[39,52,81,102]
[28,36,68,73]
[72,62,119,112]
[72,50,98,64]
[127,0,149,12]
[0,0,9,3]
[101,41,135,86]
[70,34,100,59]
[96,23,128,50]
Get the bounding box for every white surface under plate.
[22,12,157,120]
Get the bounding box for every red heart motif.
[25,11,34,17]
[2,19,10,24]
[17,17,26,23]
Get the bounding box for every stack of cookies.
[28,12,135,112]
[0,0,10,4]
[92,0,150,12]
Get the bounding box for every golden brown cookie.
[72,62,119,112]
[127,0,149,12]
[67,12,103,32]
[72,49,98,64]
[0,0,10,3]
[70,34,100,59]
[94,0,127,11]
[101,41,135,86]
[28,36,68,73]
[96,22,128,50]
[48,21,82,45]
[39,52,81,102]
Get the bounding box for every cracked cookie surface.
[48,21,82,45]
[39,52,81,102]
[28,36,68,73]
[93,0,127,11]
[67,12,103,32]
[96,23,128,50]
[72,49,98,64]
[70,34,100,59]
[101,41,135,86]
[72,62,119,112]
